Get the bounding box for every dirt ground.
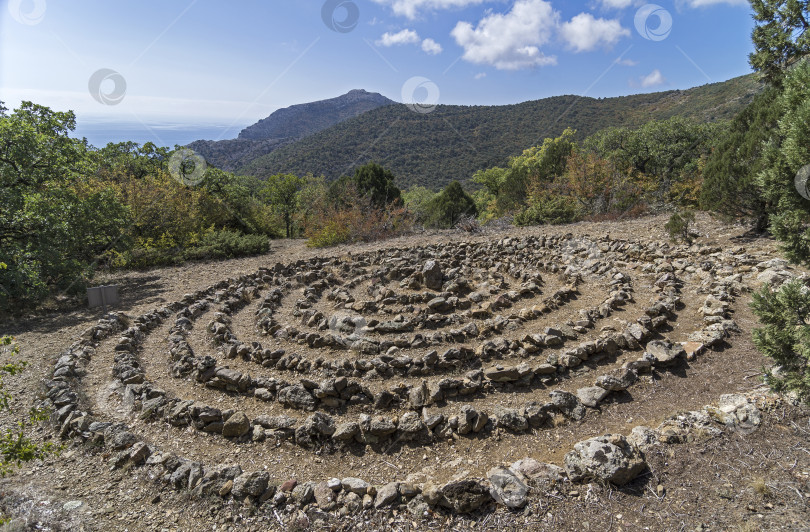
[1,213,809,531]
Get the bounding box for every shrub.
[307,219,352,248]
[664,210,695,242]
[423,181,477,229]
[115,229,269,269]
[751,280,810,401]
[514,191,580,226]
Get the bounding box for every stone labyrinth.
[44,233,768,517]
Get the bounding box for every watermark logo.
[321,0,359,33]
[8,0,46,25]
[795,164,810,200]
[635,4,672,42]
[88,68,127,106]
[401,76,440,114]
[168,148,207,187]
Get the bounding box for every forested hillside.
[241,75,759,188]
[188,89,393,171]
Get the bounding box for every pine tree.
[751,280,810,401]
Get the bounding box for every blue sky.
[1,0,755,146]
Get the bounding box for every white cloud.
[640,69,666,87]
[371,0,487,19]
[600,0,636,8]
[450,0,559,70]
[421,38,443,54]
[682,0,747,7]
[474,72,487,79]
[560,13,630,52]
[376,29,421,47]
[615,58,638,66]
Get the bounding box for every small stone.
[375,482,400,508]
[222,412,250,438]
[219,480,233,496]
[577,386,609,408]
[487,466,529,509]
[342,477,369,495]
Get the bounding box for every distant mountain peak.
[237,89,394,141]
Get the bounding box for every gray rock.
[577,386,609,408]
[342,477,369,495]
[375,482,400,508]
[627,426,658,450]
[595,368,637,391]
[332,422,360,441]
[366,416,397,437]
[278,385,317,411]
[524,401,552,428]
[510,458,566,485]
[314,481,336,510]
[439,479,492,513]
[487,466,528,509]
[484,365,520,382]
[291,483,314,505]
[427,297,451,312]
[644,340,685,366]
[110,430,137,450]
[398,411,426,435]
[222,411,250,438]
[550,390,586,421]
[422,260,444,291]
[232,471,270,499]
[494,407,528,432]
[564,434,646,486]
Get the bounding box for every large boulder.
[564,434,646,486]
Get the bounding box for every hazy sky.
[1,0,755,144]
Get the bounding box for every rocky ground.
[1,213,809,531]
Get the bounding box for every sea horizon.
[72,120,250,150]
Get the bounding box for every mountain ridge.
[239,74,761,189]
[188,89,394,171]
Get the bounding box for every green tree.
[749,0,810,86]
[424,181,477,228]
[758,60,810,263]
[700,88,781,228]
[261,173,303,238]
[751,280,810,401]
[497,128,577,214]
[402,185,437,224]
[0,101,129,310]
[352,162,401,207]
[471,166,508,220]
[585,117,715,205]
